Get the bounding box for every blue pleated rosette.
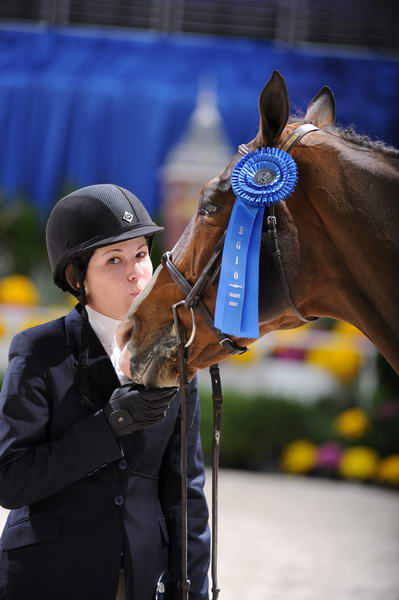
[215,147,298,338]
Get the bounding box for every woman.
[0,184,210,600]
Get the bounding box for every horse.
[118,71,399,387]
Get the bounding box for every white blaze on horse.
[118,71,399,387]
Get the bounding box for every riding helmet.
[46,184,163,294]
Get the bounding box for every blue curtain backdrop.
[0,24,398,217]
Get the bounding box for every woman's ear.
[65,263,80,292]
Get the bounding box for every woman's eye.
[108,257,120,264]
[136,251,147,259]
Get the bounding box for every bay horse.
[118,71,399,387]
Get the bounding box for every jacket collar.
[65,306,120,408]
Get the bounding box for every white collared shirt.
[86,305,129,385]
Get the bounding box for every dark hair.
[69,249,96,412]
[65,250,95,299]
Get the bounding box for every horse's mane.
[330,125,399,159]
[289,116,399,159]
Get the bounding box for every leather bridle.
[161,123,320,600]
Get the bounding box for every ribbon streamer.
[215,147,298,338]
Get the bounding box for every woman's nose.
[127,262,142,281]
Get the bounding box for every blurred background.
[0,0,398,489]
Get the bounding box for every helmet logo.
[123,211,134,223]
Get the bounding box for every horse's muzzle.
[128,324,180,388]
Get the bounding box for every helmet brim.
[70,223,164,256]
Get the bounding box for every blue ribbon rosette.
[214,147,298,338]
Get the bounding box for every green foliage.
[200,389,308,470]
[369,353,399,455]
[365,415,399,456]
[0,198,46,277]
[301,397,345,444]
[374,353,398,400]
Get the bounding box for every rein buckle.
[219,337,248,355]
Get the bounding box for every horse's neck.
[309,144,399,371]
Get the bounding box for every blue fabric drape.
[0,25,398,216]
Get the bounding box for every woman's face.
[85,236,153,320]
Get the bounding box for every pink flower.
[376,399,399,420]
[317,443,343,470]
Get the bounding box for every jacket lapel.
[65,306,121,410]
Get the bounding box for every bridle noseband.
[162,122,320,600]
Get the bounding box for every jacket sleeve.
[0,331,123,509]
[159,377,210,600]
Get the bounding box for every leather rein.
[161,123,319,600]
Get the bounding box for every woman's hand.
[103,384,177,438]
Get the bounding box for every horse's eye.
[199,202,217,217]
[199,207,209,217]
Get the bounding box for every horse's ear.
[258,70,289,146]
[304,86,336,128]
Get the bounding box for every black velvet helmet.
[46,184,163,293]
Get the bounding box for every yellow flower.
[307,338,361,382]
[19,317,49,331]
[228,347,258,365]
[338,446,379,480]
[334,408,369,439]
[274,325,310,343]
[377,455,399,486]
[19,306,67,332]
[0,318,6,337]
[67,294,78,308]
[0,274,39,305]
[334,321,365,338]
[281,440,317,474]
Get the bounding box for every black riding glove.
[103,383,177,438]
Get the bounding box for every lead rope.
[173,303,224,600]
[173,304,191,600]
[209,364,223,600]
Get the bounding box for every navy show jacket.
[0,306,210,600]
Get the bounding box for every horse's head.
[120,71,336,386]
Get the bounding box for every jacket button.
[114,495,125,506]
[118,459,128,471]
